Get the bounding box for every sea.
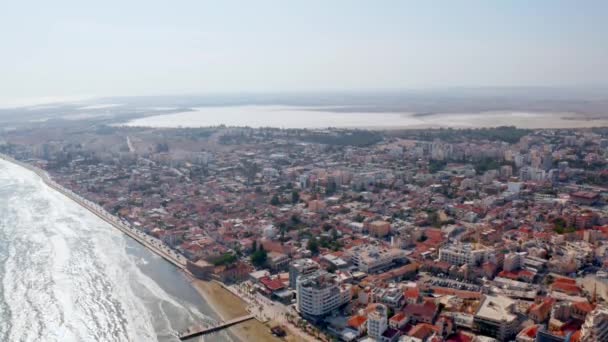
[0,159,231,342]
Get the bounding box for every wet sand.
[191,279,284,342]
[0,154,311,341]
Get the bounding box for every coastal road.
[126,135,135,152]
[232,282,318,342]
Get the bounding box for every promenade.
[0,154,287,342]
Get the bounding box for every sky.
[1,0,607,104]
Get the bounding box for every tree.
[325,181,337,195]
[251,245,267,267]
[427,210,441,228]
[270,194,280,206]
[331,228,338,241]
[291,190,300,204]
[429,160,446,173]
[307,238,319,255]
[354,214,365,223]
[210,252,237,266]
[155,142,169,153]
[290,214,301,225]
[240,159,260,186]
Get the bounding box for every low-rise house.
[403,300,438,325]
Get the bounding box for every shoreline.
[121,108,608,131]
[0,154,186,269]
[187,276,283,342]
[0,154,280,342]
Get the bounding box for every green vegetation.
[584,172,608,186]
[553,217,576,235]
[307,238,320,255]
[319,234,343,251]
[307,228,342,254]
[218,131,256,145]
[472,158,514,174]
[210,252,237,266]
[291,190,300,204]
[251,244,267,267]
[155,142,170,153]
[95,125,117,135]
[240,159,260,186]
[295,130,382,147]
[270,194,280,206]
[325,181,338,195]
[392,126,530,144]
[427,210,442,228]
[428,160,447,173]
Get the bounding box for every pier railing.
[178,314,255,340]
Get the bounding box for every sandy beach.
[0,154,286,342]
[190,278,285,342]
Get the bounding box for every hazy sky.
[1,0,607,103]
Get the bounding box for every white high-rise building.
[367,304,388,340]
[289,258,319,289]
[296,270,351,320]
[581,306,608,342]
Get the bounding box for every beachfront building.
[580,305,608,342]
[296,270,351,321]
[289,258,319,289]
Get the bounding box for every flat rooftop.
[475,295,516,322]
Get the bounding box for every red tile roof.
[551,282,582,295]
[403,301,437,321]
[260,277,285,291]
[390,312,408,322]
[408,323,438,339]
[573,301,594,313]
[520,325,538,338]
[347,315,367,329]
[404,287,420,300]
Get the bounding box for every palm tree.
[240,159,260,186]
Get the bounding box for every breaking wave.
[0,160,228,342]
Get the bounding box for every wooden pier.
[178,314,255,340]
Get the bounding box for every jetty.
[178,314,255,340]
